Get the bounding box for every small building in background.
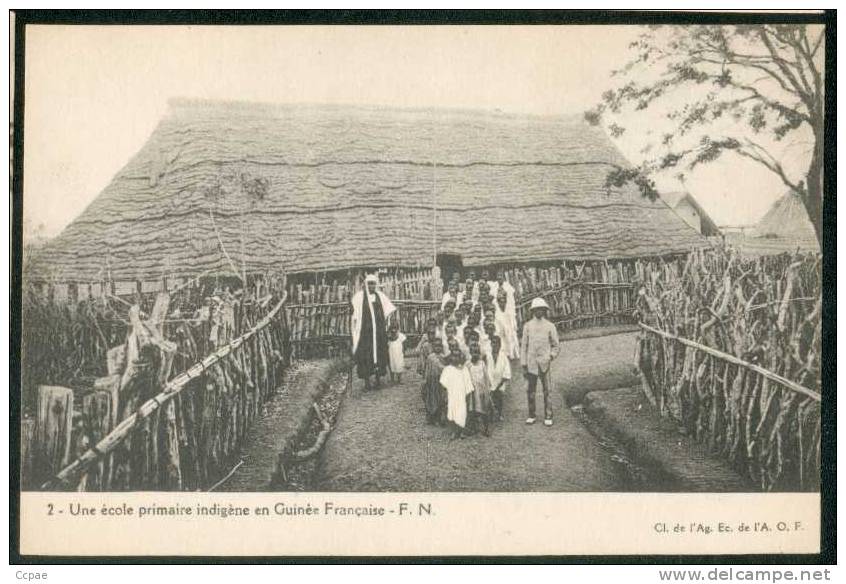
[756,190,818,239]
[659,191,721,237]
[718,191,819,256]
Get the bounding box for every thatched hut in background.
[27,99,707,350]
[755,190,819,246]
[721,191,819,256]
[659,191,721,237]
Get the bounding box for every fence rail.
[284,282,638,359]
[637,323,820,491]
[285,299,441,359]
[516,281,636,331]
[35,295,290,491]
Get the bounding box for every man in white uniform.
[520,297,560,426]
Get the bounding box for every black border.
[9,9,836,565]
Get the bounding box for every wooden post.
[159,399,183,490]
[20,418,36,489]
[36,386,75,482]
[94,375,121,429]
[82,389,113,491]
[107,344,126,377]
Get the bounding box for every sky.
[22,24,800,239]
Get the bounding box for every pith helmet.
[530,297,549,310]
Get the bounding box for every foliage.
[21,291,124,413]
[588,25,825,241]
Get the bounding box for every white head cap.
[530,297,549,310]
[364,274,379,284]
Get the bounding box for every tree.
[586,25,825,242]
[22,217,49,270]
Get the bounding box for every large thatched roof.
[29,99,705,282]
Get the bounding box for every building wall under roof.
[674,199,703,234]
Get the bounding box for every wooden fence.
[516,281,635,331]
[20,282,277,417]
[285,299,440,360]
[26,258,658,365]
[279,259,686,348]
[285,276,641,359]
[285,267,443,304]
[28,295,290,491]
[637,323,821,491]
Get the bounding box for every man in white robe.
[351,274,397,390]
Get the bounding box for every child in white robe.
[480,321,497,362]
[387,323,406,384]
[440,349,474,439]
[487,335,512,421]
[442,321,458,354]
[461,326,476,360]
[495,291,520,359]
[440,282,464,311]
[466,342,493,437]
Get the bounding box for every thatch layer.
[757,191,818,238]
[30,100,706,281]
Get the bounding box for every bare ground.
[584,387,753,492]
[220,360,330,492]
[317,330,641,491]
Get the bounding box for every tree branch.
[796,28,824,112]
[758,26,814,111]
[808,28,824,58]
[728,79,810,123]
[688,43,802,101]
[590,23,823,229]
[734,138,802,193]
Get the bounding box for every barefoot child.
[488,335,511,421]
[442,321,458,353]
[440,348,473,439]
[466,342,494,437]
[415,329,439,376]
[441,281,464,310]
[461,298,474,321]
[421,341,446,424]
[480,321,497,361]
[461,327,478,360]
[442,300,456,323]
[413,319,439,360]
[495,290,520,359]
[387,323,406,384]
[454,306,468,331]
[472,304,483,329]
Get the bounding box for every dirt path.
[317,330,639,491]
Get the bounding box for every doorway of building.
[436,253,464,290]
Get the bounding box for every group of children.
[385,270,520,439]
